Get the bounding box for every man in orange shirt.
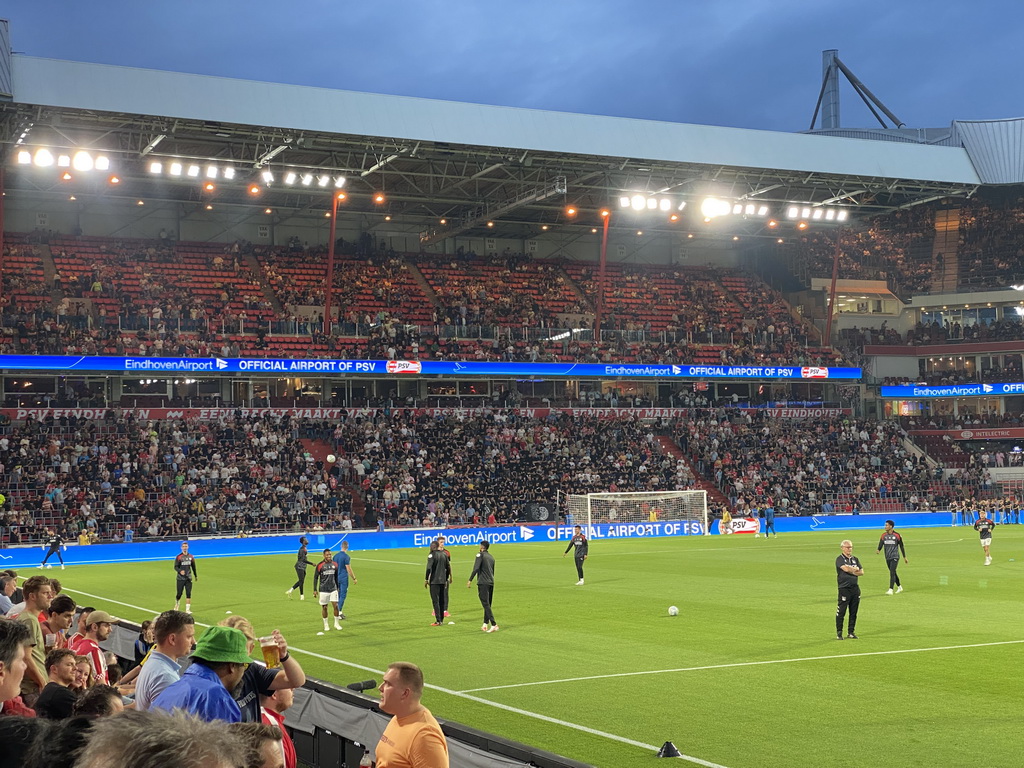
[375,662,448,768]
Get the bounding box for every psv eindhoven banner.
[2,406,851,421]
[717,516,762,535]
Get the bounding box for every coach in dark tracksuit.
[467,540,498,632]
[835,539,864,640]
[425,540,451,625]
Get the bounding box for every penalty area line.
[61,586,731,768]
[460,638,1024,693]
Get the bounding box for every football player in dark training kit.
[835,539,864,640]
[40,530,67,570]
[563,525,588,585]
[425,540,451,626]
[173,542,198,614]
[876,520,908,594]
[286,536,309,600]
[974,510,996,565]
[467,540,498,633]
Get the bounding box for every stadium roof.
[1,54,988,242]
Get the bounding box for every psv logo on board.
[800,367,829,378]
[386,360,423,374]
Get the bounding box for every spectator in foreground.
[35,648,79,720]
[13,575,53,707]
[151,626,249,723]
[69,611,119,685]
[73,710,247,768]
[0,620,34,706]
[260,688,297,768]
[230,722,285,768]
[375,661,449,768]
[134,610,195,711]
[72,684,124,717]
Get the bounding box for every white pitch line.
[459,638,1024,693]
[61,586,731,768]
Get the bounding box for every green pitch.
[59,527,1023,768]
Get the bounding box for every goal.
[563,490,709,535]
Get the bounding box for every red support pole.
[594,213,610,336]
[323,194,340,332]
[0,166,6,290]
[824,228,842,345]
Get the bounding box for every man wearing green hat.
[151,625,250,723]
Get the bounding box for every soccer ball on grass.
[668,605,679,617]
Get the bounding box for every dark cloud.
[6,1,1024,132]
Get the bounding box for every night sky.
[7,1,1024,132]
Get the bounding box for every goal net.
[564,490,709,535]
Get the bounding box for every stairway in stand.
[930,208,961,293]
[656,435,730,508]
[300,438,367,524]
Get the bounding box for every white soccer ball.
[225,610,232,614]
[755,533,761,538]
[326,454,337,463]
[46,564,53,569]
[668,605,679,617]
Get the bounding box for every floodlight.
[248,184,261,195]
[825,209,836,221]
[16,150,31,165]
[34,149,54,167]
[57,155,72,168]
[812,209,824,220]
[801,207,811,219]
[223,167,235,180]
[837,210,849,221]
[284,172,297,185]
[149,162,162,174]
[646,198,657,210]
[732,204,743,215]
[317,175,330,187]
[204,182,215,192]
[677,201,687,211]
[61,172,72,181]
[745,204,755,215]
[95,156,110,171]
[261,171,274,184]
[187,165,200,177]
[787,206,799,219]
[374,193,385,203]
[700,197,730,219]
[206,165,218,179]
[631,195,645,211]
[757,206,768,216]
[334,176,346,188]
[301,173,313,186]
[600,209,610,218]
[618,196,630,208]
[659,199,671,212]
[169,162,183,176]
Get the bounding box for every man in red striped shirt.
[69,610,119,685]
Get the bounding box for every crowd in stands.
[327,410,698,527]
[0,576,304,767]
[0,412,356,546]
[957,190,1024,288]
[673,410,947,515]
[785,205,935,297]
[2,230,855,367]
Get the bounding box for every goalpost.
[564,490,709,535]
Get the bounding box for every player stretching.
[286,536,309,600]
[315,549,343,632]
[40,530,67,570]
[173,542,198,613]
[876,520,908,594]
[563,525,589,585]
[974,510,996,566]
